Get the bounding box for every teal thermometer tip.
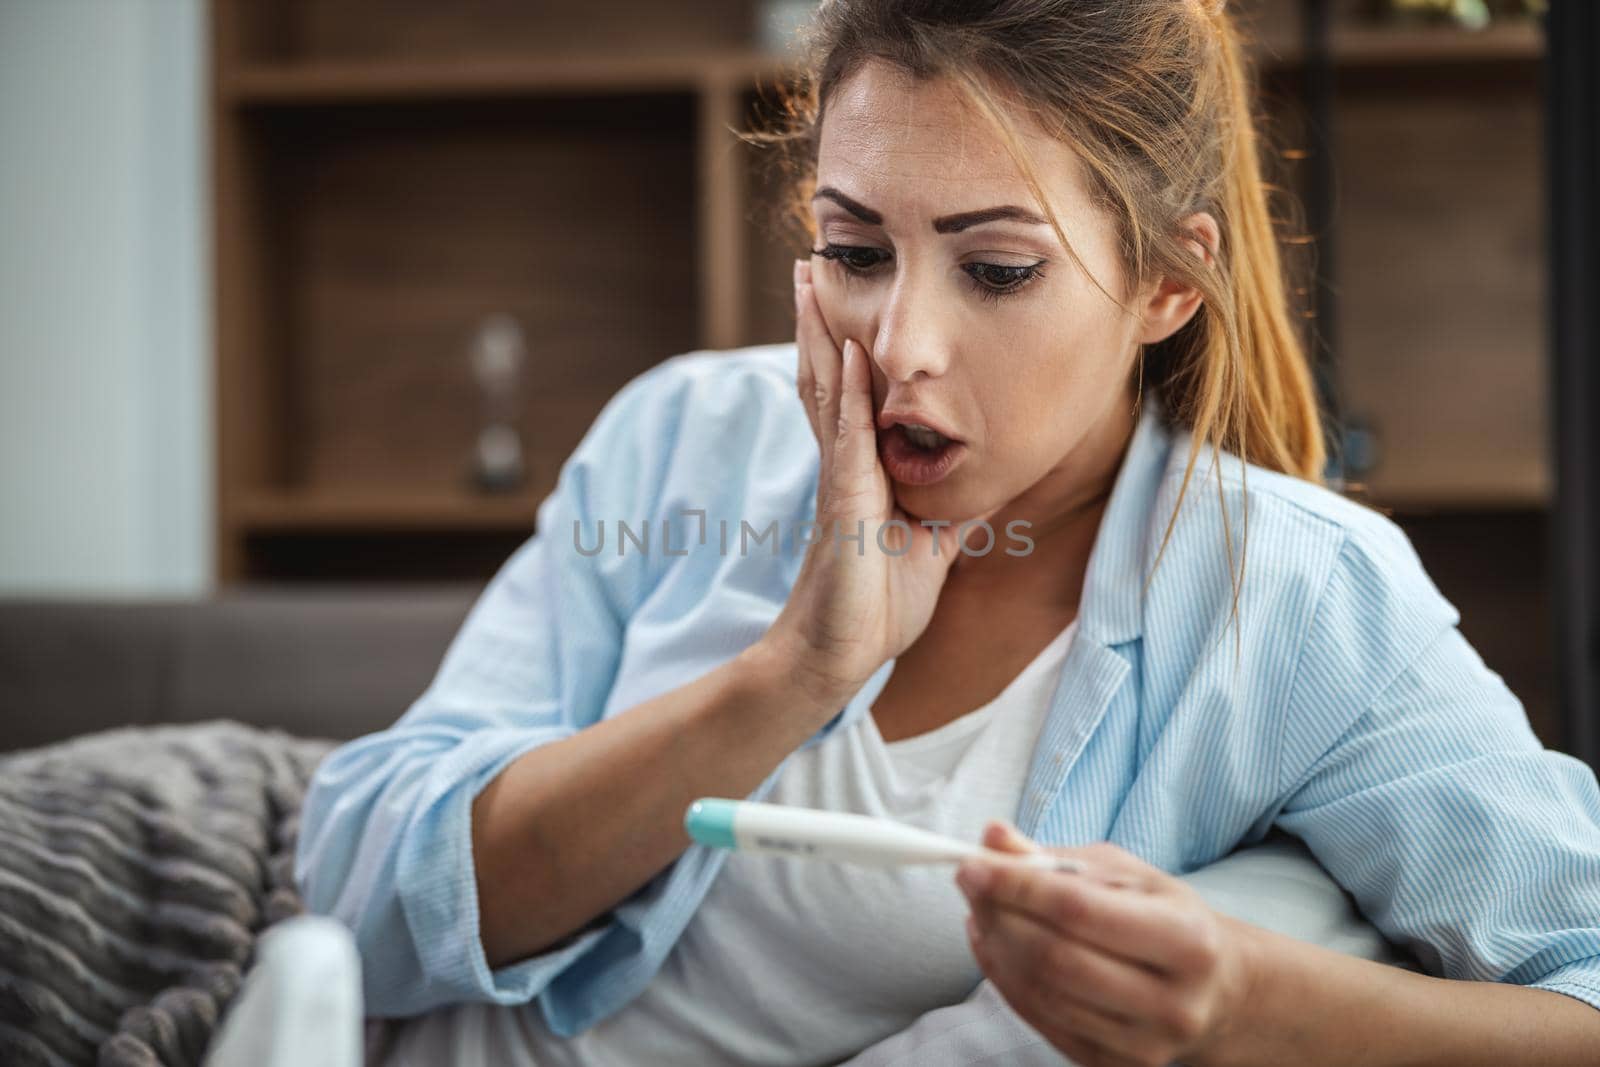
[685,797,739,850]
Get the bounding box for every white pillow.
[1180,832,1419,970]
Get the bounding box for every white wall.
[0,0,210,596]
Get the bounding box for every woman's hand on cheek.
[956,822,1259,1067]
[773,256,971,708]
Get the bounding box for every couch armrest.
[0,585,478,752]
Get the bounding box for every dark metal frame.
[1300,0,1343,481]
[1547,0,1600,767]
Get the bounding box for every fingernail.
[965,913,981,942]
[794,258,806,284]
[1004,822,1035,849]
[956,861,991,894]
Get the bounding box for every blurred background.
[2,0,1596,767]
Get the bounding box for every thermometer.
[684,797,1084,873]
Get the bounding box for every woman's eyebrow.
[811,186,1048,234]
[932,205,1050,233]
[812,187,883,225]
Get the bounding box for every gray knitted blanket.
[0,721,334,1067]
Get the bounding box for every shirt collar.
[1076,392,1174,647]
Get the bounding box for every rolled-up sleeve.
[294,358,686,1017]
[1274,534,1600,1010]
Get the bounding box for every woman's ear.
[1135,211,1220,345]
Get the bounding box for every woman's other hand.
[764,258,980,709]
[955,822,1259,1067]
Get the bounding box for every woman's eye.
[814,243,889,273]
[963,262,1048,301]
[811,244,1047,304]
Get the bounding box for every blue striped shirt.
[295,342,1600,1034]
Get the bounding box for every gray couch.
[0,585,480,753]
[0,584,1417,1067]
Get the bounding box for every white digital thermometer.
[684,797,1083,873]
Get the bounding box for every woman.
[296,1,1600,1064]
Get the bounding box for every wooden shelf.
[1335,21,1541,65]
[1255,19,1543,70]
[235,490,549,533]
[1356,483,1551,514]
[226,51,799,106]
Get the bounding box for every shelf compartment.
[235,489,550,533]
[1333,70,1548,509]
[248,94,698,493]
[225,0,761,66]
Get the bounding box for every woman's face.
[810,59,1161,526]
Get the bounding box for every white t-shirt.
[379,619,1078,1067]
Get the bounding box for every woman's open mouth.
[878,422,969,486]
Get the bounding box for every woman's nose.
[869,276,953,383]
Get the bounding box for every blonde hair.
[747,0,1330,641]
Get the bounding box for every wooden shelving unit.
[209,0,1549,582]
